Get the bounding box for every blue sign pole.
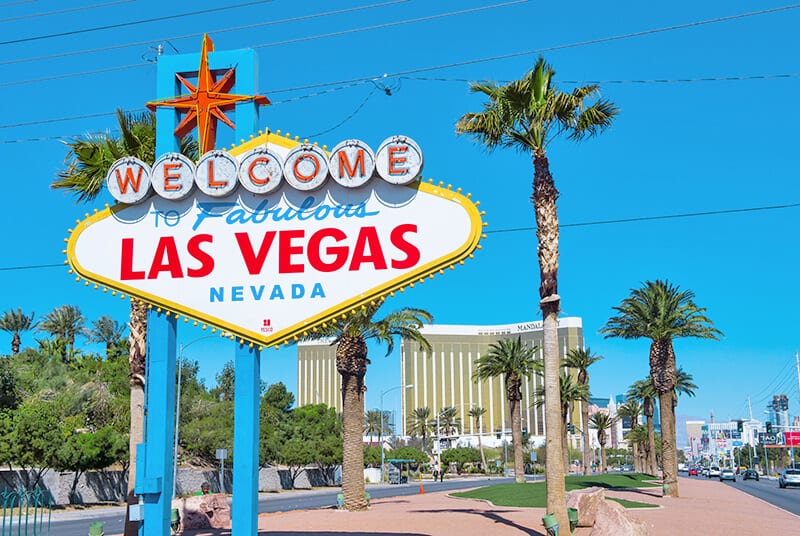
[233,343,262,534]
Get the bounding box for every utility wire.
[0,0,35,7]
[0,0,133,24]
[0,0,409,67]
[400,73,800,86]
[0,0,275,45]
[2,200,797,272]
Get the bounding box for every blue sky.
[1,0,798,431]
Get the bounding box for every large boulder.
[566,486,606,527]
[172,493,232,530]
[589,498,648,536]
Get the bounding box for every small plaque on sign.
[216,449,227,460]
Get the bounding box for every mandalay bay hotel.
[297,317,584,448]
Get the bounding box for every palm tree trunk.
[11,333,21,355]
[477,432,487,473]
[561,406,569,474]
[509,396,525,484]
[659,390,678,497]
[631,442,639,473]
[646,415,657,476]
[533,151,568,530]
[341,372,368,510]
[124,301,147,536]
[600,444,607,474]
[581,400,591,475]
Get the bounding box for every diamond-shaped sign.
[66,132,483,347]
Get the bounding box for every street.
[686,473,800,516]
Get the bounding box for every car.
[708,466,721,478]
[778,469,800,488]
[688,467,699,476]
[719,469,736,482]
[742,469,759,481]
[701,467,710,477]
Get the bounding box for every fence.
[0,489,52,536]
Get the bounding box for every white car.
[719,469,736,482]
[778,469,800,488]
[708,466,721,478]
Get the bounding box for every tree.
[88,316,127,359]
[617,399,643,472]
[535,371,588,472]
[211,361,235,402]
[436,406,461,437]
[38,305,87,360]
[0,358,21,410]
[456,55,617,529]
[410,406,432,448]
[468,406,488,472]
[0,309,37,355]
[627,378,658,476]
[52,109,197,536]
[56,426,127,503]
[12,399,65,489]
[364,409,392,445]
[441,447,481,474]
[601,279,721,497]
[304,300,432,511]
[564,347,603,475]
[473,336,538,484]
[673,368,698,408]
[589,413,615,474]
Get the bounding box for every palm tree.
[469,406,488,472]
[410,406,432,448]
[52,109,197,536]
[307,301,432,511]
[437,406,461,437]
[673,367,698,409]
[564,347,603,475]
[89,315,128,359]
[473,336,538,484]
[364,409,382,445]
[457,55,617,529]
[38,304,87,359]
[617,399,643,472]
[0,309,37,355]
[589,412,615,474]
[535,371,588,472]
[626,425,649,473]
[627,378,658,476]
[601,279,722,498]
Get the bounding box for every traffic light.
[736,420,744,433]
[567,423,575,433]
[766,422,773,434]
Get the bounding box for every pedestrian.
[195,482,211,496]
[432,468,439,481]
[439,467,444,482]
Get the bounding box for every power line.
[2,200,797,272]
[400,73,800,86]
[0,0,410,67]
[0,0,275,45]
[0,0,133,24]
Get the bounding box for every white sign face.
[68,132,482,347]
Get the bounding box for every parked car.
[719,469,736,482]
[688,467,699,476]
[742,469,759,481]
[778,469,800,488]
[708,466,721,478]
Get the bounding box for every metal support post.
[232,342,261,536]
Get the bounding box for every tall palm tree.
[473,336,538,484]
[437,406,461,437]
[589,412,615,474]
[564,347,603,475]
[38,304,87,359]
[0,309,37,355]
[627,378,658,476]
[89,315,128,359]
[625,425,649,473]
[52,109,197,536]
[673,367,698,409]
[308,300,432,511]
[601,279,721,498]
[411,406,432,448]
[469,406,488,472]
[617,399,643,472]
[457,56,617,529]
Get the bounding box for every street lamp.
[173,335,218,499]
[380,384,413,484]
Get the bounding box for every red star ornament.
[147,34,269,153]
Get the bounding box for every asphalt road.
[44,476,519,536]
[686,473,800,517]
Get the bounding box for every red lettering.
[147,237,184,279]
[247,157,271,186]
[120,238,145,280]
[279,230,305,273]
[390,224,420,269]
[116,167,144,194]
[349,226,387,271]
[163,162,182,191]
[186,234,214,277]
[307,228,348,272]
[388,145,408,176]
[235,231,277,275]
[338,149,365,178]
[206,159,227,188]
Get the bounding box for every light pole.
[173,335,217,499]
[380,384,413,484]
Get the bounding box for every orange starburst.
[147,34,269,153]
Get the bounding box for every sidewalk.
[177,476,799,536]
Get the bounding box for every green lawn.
[452,473,659,509]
